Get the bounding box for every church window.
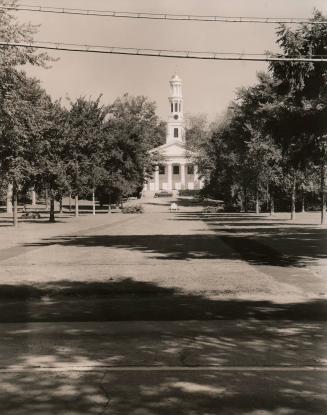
[174,128,178,138]
[173,165,180,175]
[159,165,165,175]
[171,103,173,112]
[175,103,178,112]
[187,165,194,175]
[179,103,181,112]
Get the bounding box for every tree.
[0,0,51,67]
[65,96,107,217]
[0,0,52,225]
[0,70,49,225]
[185,113,210,150]
[269,10,327,223]
[35,100,70,222]
[297,165,320,212]
[99,94,166,204]
[244,131,282,214]
[200,73,283,212]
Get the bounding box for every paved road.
[0,197,326,414]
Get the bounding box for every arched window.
[175,103,178,112]
[171,103,173,112]
[179,103,181,112]
[174,128,178,138]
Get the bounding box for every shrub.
[122,204,144,214]
[21,212,41,219]
[202,206,222,213]
[178,189,201,197]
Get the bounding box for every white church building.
[144,74,203,193]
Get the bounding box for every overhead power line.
[1,41,327,62]
[1,3,327,25]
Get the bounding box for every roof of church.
[153,140,185,151]
[171,74,181,82]
[149,140,195,157]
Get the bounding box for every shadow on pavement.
[22,228,326,267]
[0,278,326,414]
[100,370,327,415]
[0,278,326,322]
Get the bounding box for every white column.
[6,183,13,214]
[154,166,160,191]
[167,163,173,191]
[181,163,186,189]
[31,190,36,206]
[194,165,204,189]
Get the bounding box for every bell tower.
[166,74,185,144]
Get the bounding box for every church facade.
[144,74,203,192]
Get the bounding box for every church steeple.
[166,74,184,144]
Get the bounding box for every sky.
[14,0,327,120]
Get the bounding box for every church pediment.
[159,142,187,157]
[150,141,195,158]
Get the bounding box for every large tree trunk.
[270,195,275,216]
[291,174,296,221]
[92,190,96,215]
[12,183,18,227]
[240,193,244,213]
[69,193,72,213]
[302,195,305,213]
[59,198,63,214]
[321,157,326,225]
[75,195,79,217]
[244,187,248,213]
[49,195,55,223]
[266,182,270,213]
[6,183,13,214]
[255,181,260,215]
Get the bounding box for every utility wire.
[1,3,327,25]
[1,41,327,62]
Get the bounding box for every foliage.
[178,189,201,197]
[0,0,52,225]
[0,0,51,67]
[99,94,166,202]
[65,96,108,199]
[199,11,327,215]
[202,206,224,213]
[185,113,209,150]
[122,204,144,214]
[0,69,48,192]
[34,99,71,221]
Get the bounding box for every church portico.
[144,74,203,193]
[150,160,199,191]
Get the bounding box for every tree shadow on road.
[22,229,326,268]
[0,278,326,414]
[172,211,327,267]
[0,278,326,322]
